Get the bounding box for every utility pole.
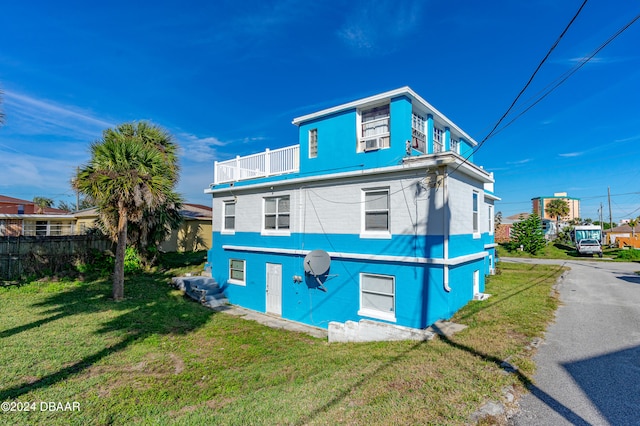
[599,203,603,226]
[75,166,80,212]
[608,186,613,231]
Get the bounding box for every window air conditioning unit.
[363,137,380,151]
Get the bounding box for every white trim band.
[221,244,487,266]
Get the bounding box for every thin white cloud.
[614,134,640,143]
[558,152,583,158]
[3,90,114,139]
[0,149,78,193]
[177,167,214,205]
[506,158,532,165]
[566,56,632,65]
[234,0,306,36]
[177,133,228,163]
[189,0,316,60]
[337,0,423,54]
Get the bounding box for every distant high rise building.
[531,192,580,222]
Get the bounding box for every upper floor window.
[359,104,390,152]
[264,195,290,233]
[450,137,459,154]
[309,128,318,158]
[411,113,426,153]
[362,188,390,237]
[472,191,479,235]
[223,200,236,232]
[488,205,494,235]
[433,126,444,153]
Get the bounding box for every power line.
[448,0,589,176]
[451,5,640,180]
[483,0,589,143]
[498,191,640,205]
[488,10,640,140]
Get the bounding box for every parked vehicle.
[571,225,604,257]
[576,238,603,257]
[572,225,603,244]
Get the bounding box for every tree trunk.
[113,210,128,301]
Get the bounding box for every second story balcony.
[214,144,300,185]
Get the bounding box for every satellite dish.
[304,250,331,277]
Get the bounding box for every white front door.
[473,270,480,295]
[266,263,282,316]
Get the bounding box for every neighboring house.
[531,192,580,222]
[0,195,75,236]
[496,212,555,242]
[160,204,212,252]
[495,213,529,243]
[606,223,640,247]
[74,204,213,251]
[205,87,498,334]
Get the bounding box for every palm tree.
[629,217,639,239]
[91,122,183,267]
[75,122,179,301]
[33,196,54,214]
[494,211,503,228]
[545,198,570,237]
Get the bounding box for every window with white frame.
[450,137,459,154]
[359,104,390,152]
[472,191,479,234]
[35,221,48,236]
[363,188,390,235]
[50,221,63,236]
[309,128,318,158]
[223,200,236,232]
[411,113,426,153]
[488,205,494,235]
[264,196,290,232]
[433,126,443,153]
[359,273,395,321]
[229,259,246,285]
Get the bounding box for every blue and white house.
[205,87,498,339]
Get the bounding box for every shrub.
[124,246,143,273]
[75,249,114,276]
[617,249,640,261]
[509,213,546,255]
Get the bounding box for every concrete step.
[171,276,228,307]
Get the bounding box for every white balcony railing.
[214,145,300,184]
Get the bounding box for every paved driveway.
[505,258,640,426]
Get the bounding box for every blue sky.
[0,0,638,222]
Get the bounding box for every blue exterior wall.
[210,238,483,329]
[210,228,488,330]
[389,95,413,150]
[460,138,474,161]
[206,88,496,333]
[297,95,413,177]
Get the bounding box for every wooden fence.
[0,235,112,281]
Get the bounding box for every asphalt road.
[505,258,640,426]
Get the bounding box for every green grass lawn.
[0,256,564,425]
[496,241,638,261]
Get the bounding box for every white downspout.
[443,168,451,292]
